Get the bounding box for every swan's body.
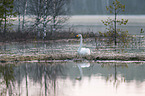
[76,34,90,55]
[78,48,90,55]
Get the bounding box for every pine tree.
[0,0,17,33]
[0,0,5,32]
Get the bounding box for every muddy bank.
[0,53,144,63]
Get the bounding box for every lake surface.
[1,61,145,96]
[67,15,145,35]
[13,15,145,35]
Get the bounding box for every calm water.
[67,15,145,35]
[13,15,145,35]
[0,61,145,96]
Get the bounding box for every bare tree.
[50,0,70,35]
[29,0,52,38]
[14,0,22,32]
[22,0,28,31]
[29,0,44,37]
[42,0,52,39]
[31,0,44,37]
[29,0,70,39]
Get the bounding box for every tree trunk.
[4,12,7,33]
[22,0,27,31]
[36,0,40,38]
[0,20,2,33]
[18,0,21,32]
[114,10,117,46]
[18,13,21,32]
[43,1,47,39]
[43,22,46,39]
[51,16,56,36]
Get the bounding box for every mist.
[69,0,145,15]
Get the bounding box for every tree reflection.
[1,62,145,95]
[38,63,66,96]
[18,63,21,96]
[0,64,15,96]
[0,62,67,96]
[25,63,28,96]
[104,63,127,88]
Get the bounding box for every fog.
[69,0,145,15]
[13,0,145,15]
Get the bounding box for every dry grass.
[0,30,96,42]
[0,53,144,63]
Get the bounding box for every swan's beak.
[76,35,78,37]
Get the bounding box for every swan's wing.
[79,48,90,55]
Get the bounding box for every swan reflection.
[75,62,90,80]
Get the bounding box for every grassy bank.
[0,31,144,63]
[0,53,144,63]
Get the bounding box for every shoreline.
[0,34,144,64]
[0,54,144,63]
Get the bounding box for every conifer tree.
[0,0,17,33]
[0,0,5,32]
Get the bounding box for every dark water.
[1,61,145,96]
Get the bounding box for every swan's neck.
[78,36,83,51]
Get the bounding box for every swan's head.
[76,34,82,37]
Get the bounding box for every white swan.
[76,34,91,55]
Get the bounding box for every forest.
[0,0,145,41]
[0,0,71,41]
[0,0,144,59]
